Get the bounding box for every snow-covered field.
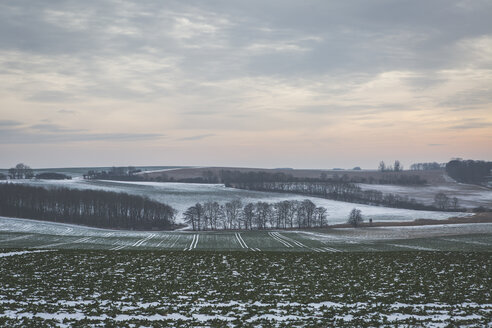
[1,216,491,252]
[0,250,490,326]
[2,178,470,224]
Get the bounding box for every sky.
[1,0,491,169]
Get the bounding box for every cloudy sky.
[1,0,491,169]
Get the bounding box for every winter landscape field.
[1,165,491,327]
[1,250,491,327]
[2,0,492,326]
[1,176,474,223]
[1,216,492,252]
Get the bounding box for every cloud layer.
[0,0,491,168]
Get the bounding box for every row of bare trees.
[183,199,328,231]
[378,160,403,172]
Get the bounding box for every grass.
[0,250,490,327]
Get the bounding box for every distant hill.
[139,166,446,185]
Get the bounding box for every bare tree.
[243,203,255,230]
[302,199,316,228]
[254,202,271,230]
[394,160,402,172]
[347,208,363,227]
[225,199,242,229]
[378,161,386,172]
[315,207,328,227]
[183,207,197,231]
[204,201,221,230]
[434,192,450,210]
[451,197,459,210]
[9,163,34,179]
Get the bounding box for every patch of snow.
[0,250,51,258]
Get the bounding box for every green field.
[0,250,491,327]
[1,228,492,253]
[1,217,492,326]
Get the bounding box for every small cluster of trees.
[7,163,34,179]
[0,184,176,230]
[183,199,329,231]
[1,163,73,180]
[84,166,143,181]
[446,159,492,185]
[434,192,460,210]
[410,162,445,171]
[378,160,403,172]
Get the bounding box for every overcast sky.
[1,0,491,169]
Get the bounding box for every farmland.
[0,178,471,224]
[0,250,491,327]
[1,167,491,326]
[1,216,492,252]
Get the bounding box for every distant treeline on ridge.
[446,159,492,185]
[0,184,177,230]
[149,169,428,186]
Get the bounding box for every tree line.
[1,163,72,180]
[183,199,329,231]
[152,169,427,186]
[446,159,492,185]
[228,181,467,212]
[84,166,144,181]
[410,162,445,171]
[378,160,403,172]
[0,184,177,230]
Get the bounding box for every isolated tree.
[434,192,450,210]
[378,161,386,172]
[347,208,363,227]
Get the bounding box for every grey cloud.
[440,88,492,110]
[1,0,490,82]
[450,122,492,130]
[178,134,215,141]
[26,91,78,103]
[30,123,85,133]
[428,143,445,146]
[0,127,165,144]
[0,0,489,112]
[0,120,22,127]
[58,109,76,114]
[183,110,220,116]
